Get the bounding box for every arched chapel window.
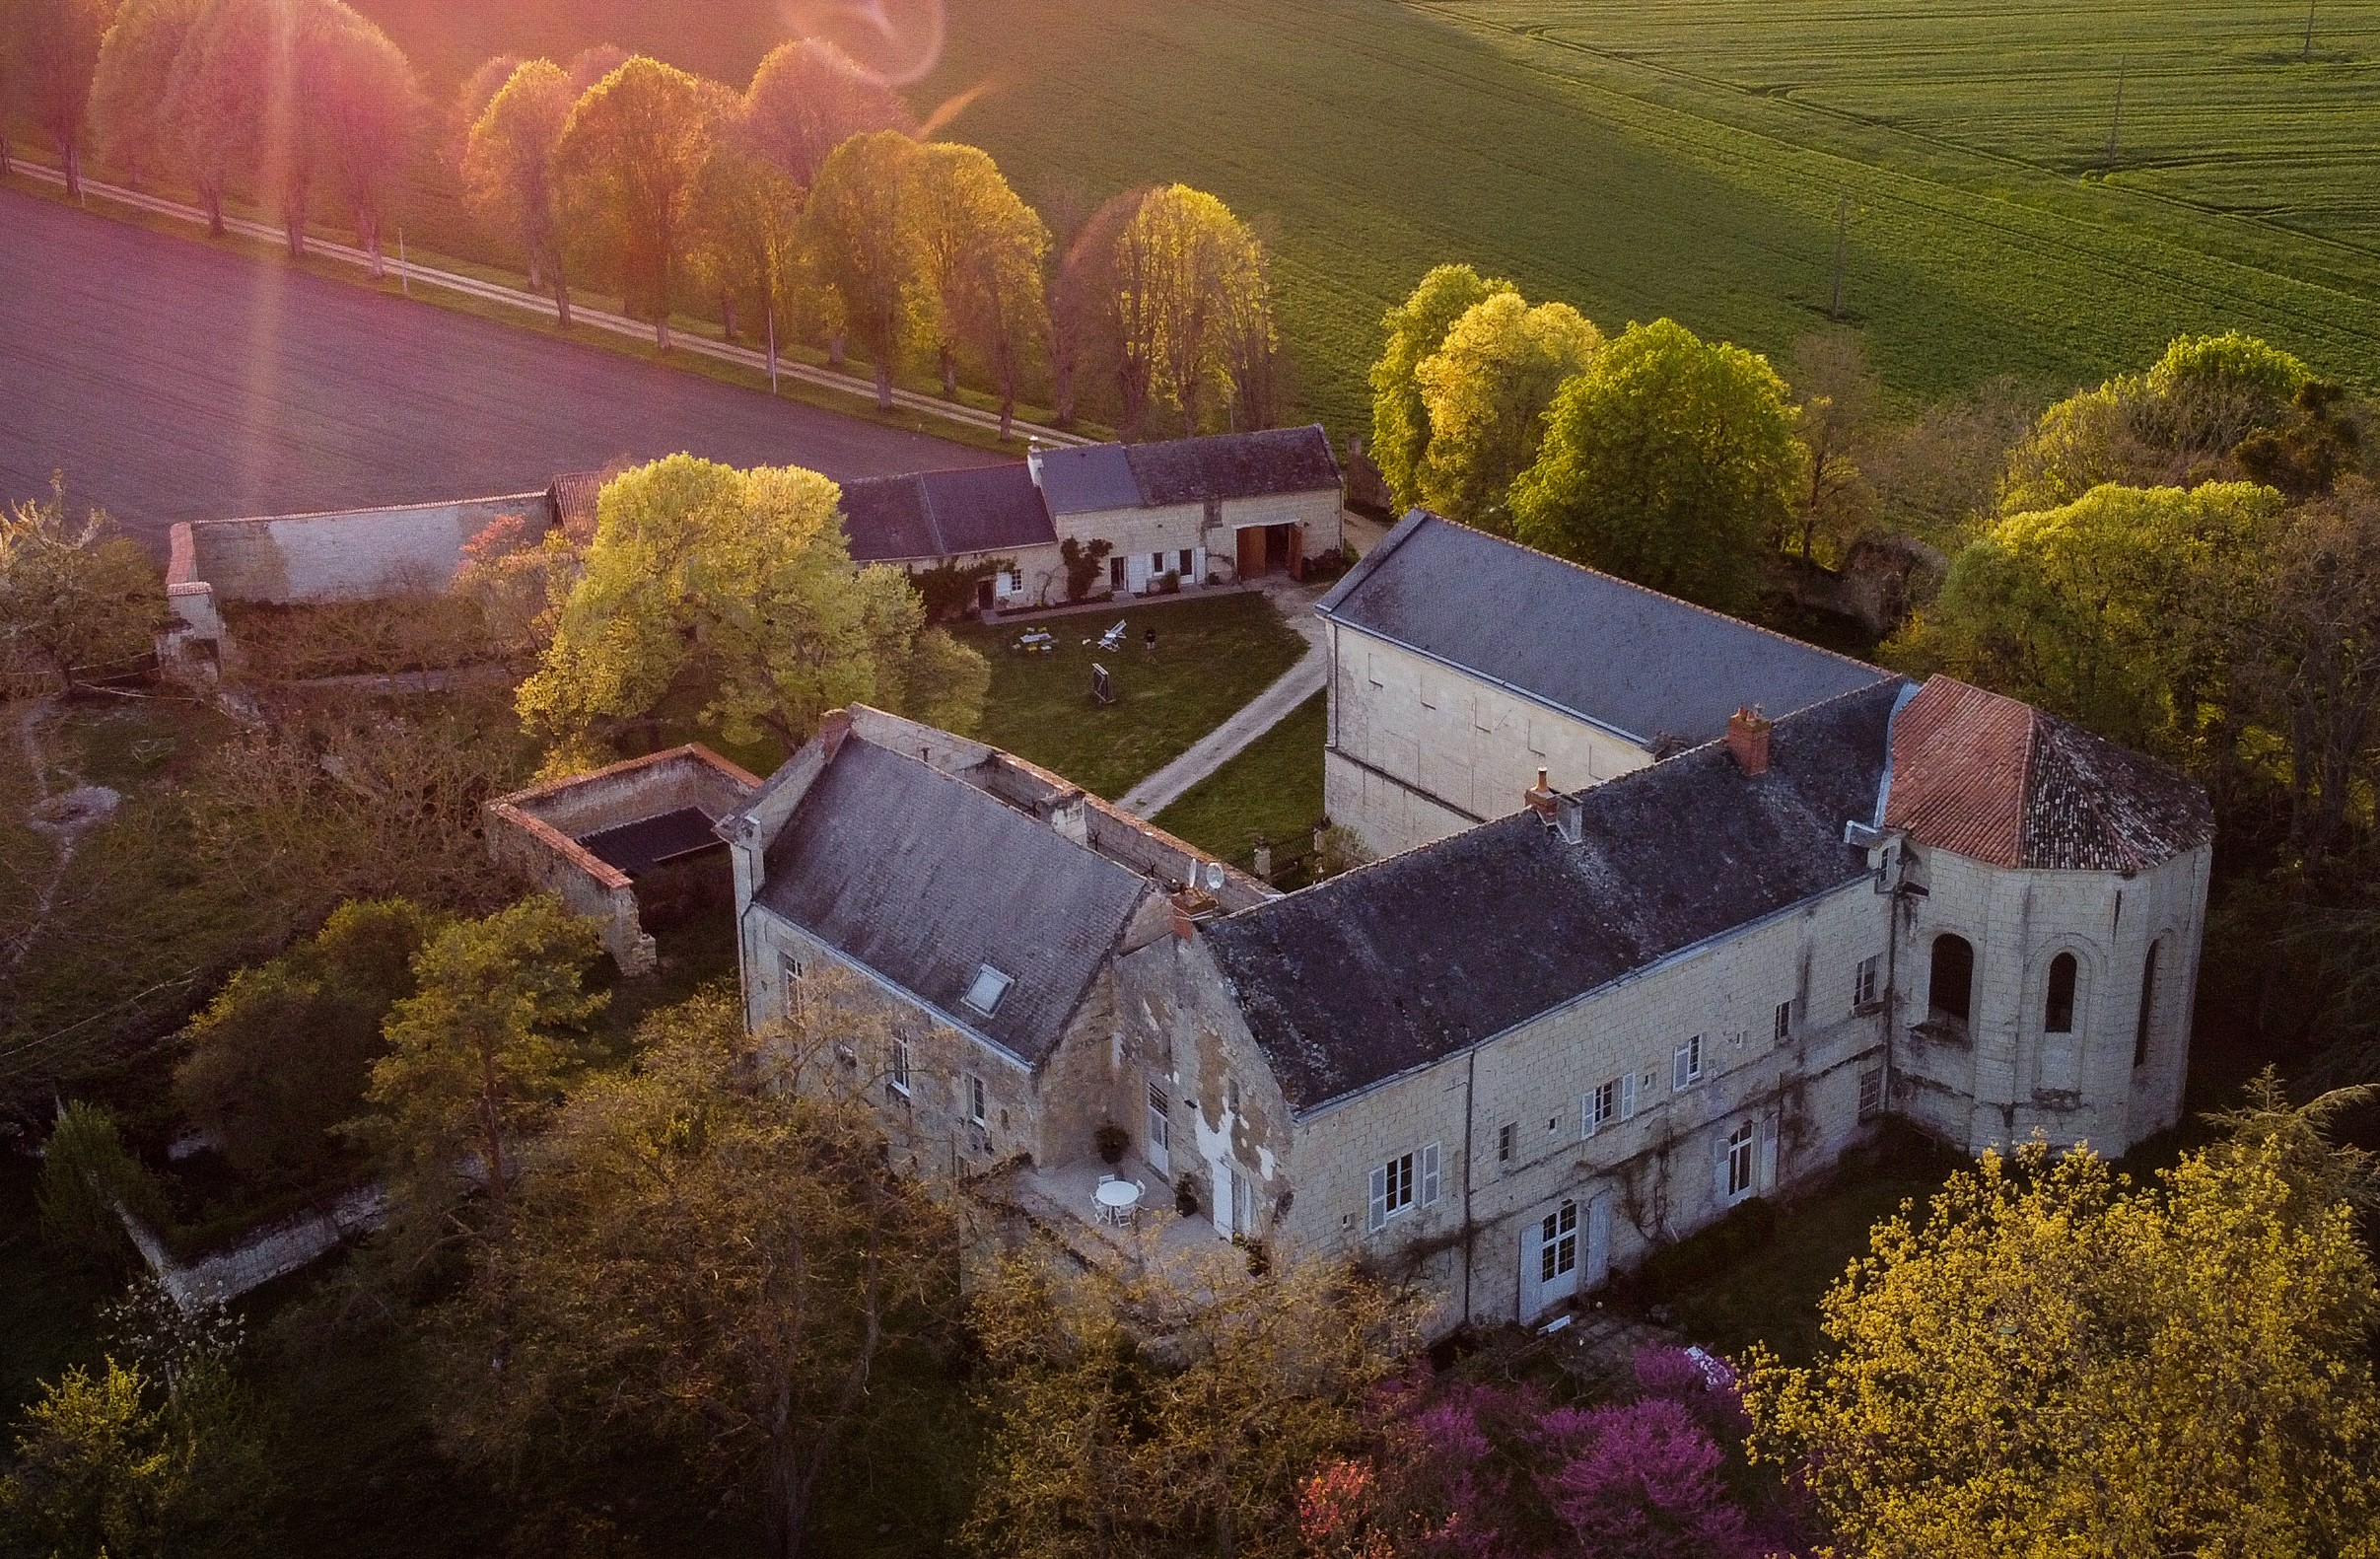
[1928,934,1975,1025]
[2045,953,2078,1034]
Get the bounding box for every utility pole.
[1829,191,1851,321]
[2304,0,2318,61]
[2106,57,2128,170]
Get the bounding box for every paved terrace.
[0,186,990,550]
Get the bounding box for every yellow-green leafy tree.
[1743,1088,2380,1559]
[354,895,607,1273]
[741,36,913,189]
[554,55,724,349]
[909,140,1049,432]
[309,5,420,279]
[1369,263,1517,514]
[426,985,952,1559]
[88,0,207,190]
[1512,318,1800,613]
[1887,479,2282,755]
[516,455,985,771]
[462,57,577,322]
[2002,332,2312,513]
[1118,183,1270,437]
[801,127,925,408]
[691,119,806,381]
[967,1244,1420,1559]
[1413,290,1599,534]
[1,0,111,194]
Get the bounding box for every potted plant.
[1094,1122,1129,1165]
[1174,1172,1202,1218]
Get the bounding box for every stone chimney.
[1039,788,1088,844]
[1726,706,1772,776]
[1523,767,1558,820]
[817,708,854,759]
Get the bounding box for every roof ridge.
[840,732,1147,888]
[912,470,951,558]
[1396,511,1879,676]
[1227,674,1907,924]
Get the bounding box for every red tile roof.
[1885,677,2211,871]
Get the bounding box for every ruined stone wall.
[172,493,550,604]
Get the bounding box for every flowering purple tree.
[1298,1346,1802,1559]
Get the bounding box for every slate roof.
[837,462,1054,564]
[1124,426,1341,506]
[1202,679,1906,1112]
[1885,677,2213,872]
[1317,511,1890,748]
[756,738,1150,1066]
[1034,444,1144,515]
[1035,427,1341,514]
[578,807,723,877]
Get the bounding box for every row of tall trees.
[12,5,1285,436]
[455,41,1280,433]
[47,0,426,269]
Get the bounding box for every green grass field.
[1153,689,1327,870]
[345,0,2380,442]
[951,592,1306,801]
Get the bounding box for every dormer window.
[963,964,1014,1017]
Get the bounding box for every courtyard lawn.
[952,592,1307,802]
[1154,690,1328,873]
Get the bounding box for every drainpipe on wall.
[1461,1046,1477,1325]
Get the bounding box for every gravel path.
[1116,581,1331,818]
[0,185,993,549]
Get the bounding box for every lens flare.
[776,0,945,86]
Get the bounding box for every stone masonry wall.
[171,493,550,604]
[1325,621,1654,858]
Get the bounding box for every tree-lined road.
[0,187,992,549]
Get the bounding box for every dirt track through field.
[0,188,991,549]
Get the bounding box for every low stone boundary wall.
[124,1184,386,1312]
[163,490,555,658]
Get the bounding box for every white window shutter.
[1714,1130,1732,1209]
[1761,1114,1780,1189]
[1367,1166,1388,1232]
[1421,1143,1441,1205]
[1620,1071,1637,1119]
[1579,1092,1595,1139]
[1673,1044,1690,1091]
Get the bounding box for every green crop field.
[356,0,2380,436]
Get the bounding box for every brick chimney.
[1726,706,1772,776]
[1523,767,1558,820]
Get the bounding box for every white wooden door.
[1519,1196,1582,1318]
[1126,552,1153,595]
[1585,1191,1612,1288]
[1146,1082,1172,1177]
[1209,1157,1234,1238]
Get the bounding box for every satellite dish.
[1203,861,1225,891]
